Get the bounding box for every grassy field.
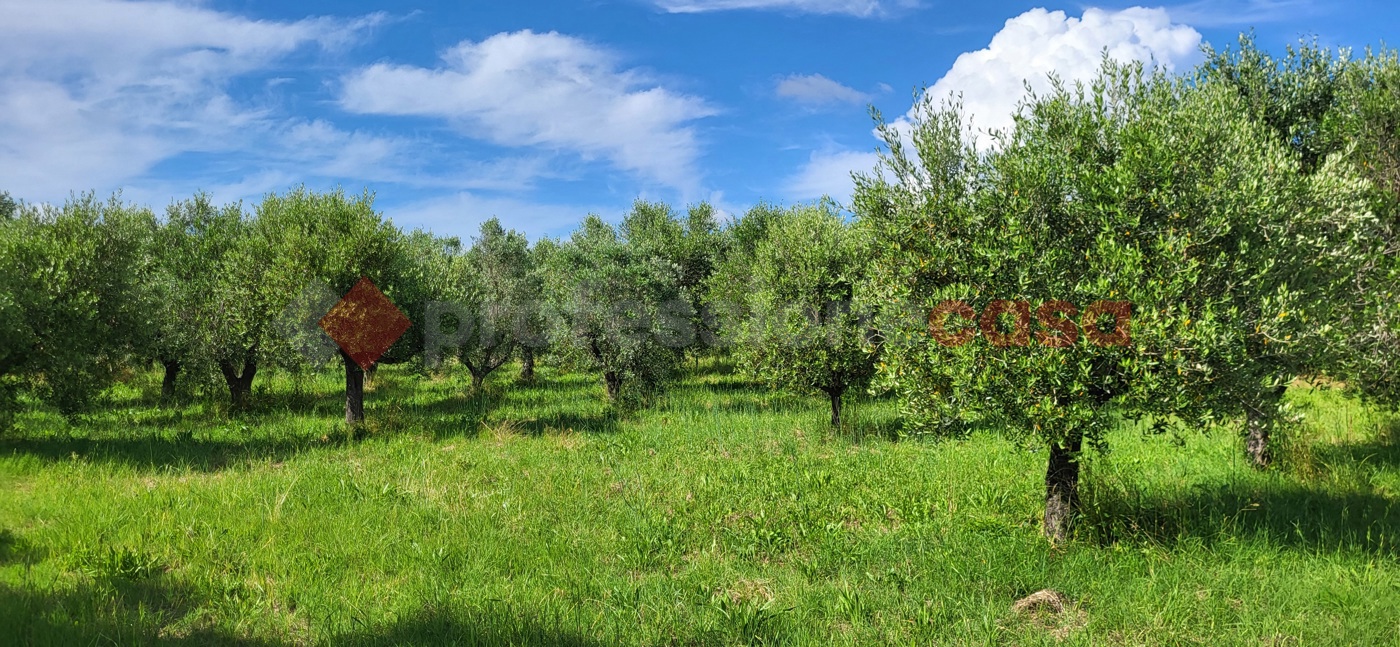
[1,360,1397,646]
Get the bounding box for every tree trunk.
[1244,413,1270,469]
[520,347,535,383]
[160,359,181,406]
[604,371,622,401]
[828,389,843,429]
[1044,432,1084,543]
[344,352,365,425]
[470,372,485,392]
[1245,385,1288,470]
[218,357,257,411]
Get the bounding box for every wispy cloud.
[339,30,717,193]
[651,0,919,18]
[386,191,623,241]
[776,74,872,107]
[1167,0,1322,28]
[271,120,554,193]
[0,0,387,202]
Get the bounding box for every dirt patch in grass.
[1011,589,1087,640]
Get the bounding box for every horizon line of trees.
[1,36,1396,542]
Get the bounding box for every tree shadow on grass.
[407,383,620,439]
[0,370,622,469]
[0,576,281,646]
[0,433,317,473]
[329,604,608,647]
[0,528,47,566]
[692,378,762,394]
[509,372,584,393]
[0,578,616,646]
[1081,480,1400,556]
[699,392,816,416]
[838,416,903,443]
[406,388,503,435]
[245,390,343,418]
[507,410,619,436]
[1311,417,1400,471]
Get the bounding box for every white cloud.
[387,191,621,241]
[898,7,1202,146]
[785,149,881,204]
[781,6,1200,206]
[0,0,385,201]
[267,120,550,193]
[111,170,299,215]
[702,190,747,223]
[1167,0,1319,27]
[776,74,871,106]
[339,30,717,192]
[0,1,560,210]
[653,0,917,17]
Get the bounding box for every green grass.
[1,361,1398,645]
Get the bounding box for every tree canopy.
[854,60,1377,539]
[717,201,876,428]
[544,211,689,407]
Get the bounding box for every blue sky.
[3,0,1396,240]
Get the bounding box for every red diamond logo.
[319,277,412,370]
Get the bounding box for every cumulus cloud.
[776,74,872,106]
[339,30,717,192]
[785,149,881,204]
[900,6,1202,146]
[653,0,918,17]
[781,6,1200,205]
[0,0,386,201]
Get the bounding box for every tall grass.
[0,360,1396,645]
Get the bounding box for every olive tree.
[0,191,15,219]
[146,193,245,404]
[255,187,418,425]
[544,213,688,407]
[853,62,1372,541]
[715,201,876,428]
[620,200,719,355]
[1199,34,1351,174]
[516,238,555,383]
[1332,48,1400,407]
[432,218,532,391]
[0,192,154,417]
[706,203,787,345]
[1196,38,1393,466]
[198,199,282,411]
[678,203,724,354]
[1196,36,1347,466]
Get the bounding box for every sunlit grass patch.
[1,363,1397,644]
